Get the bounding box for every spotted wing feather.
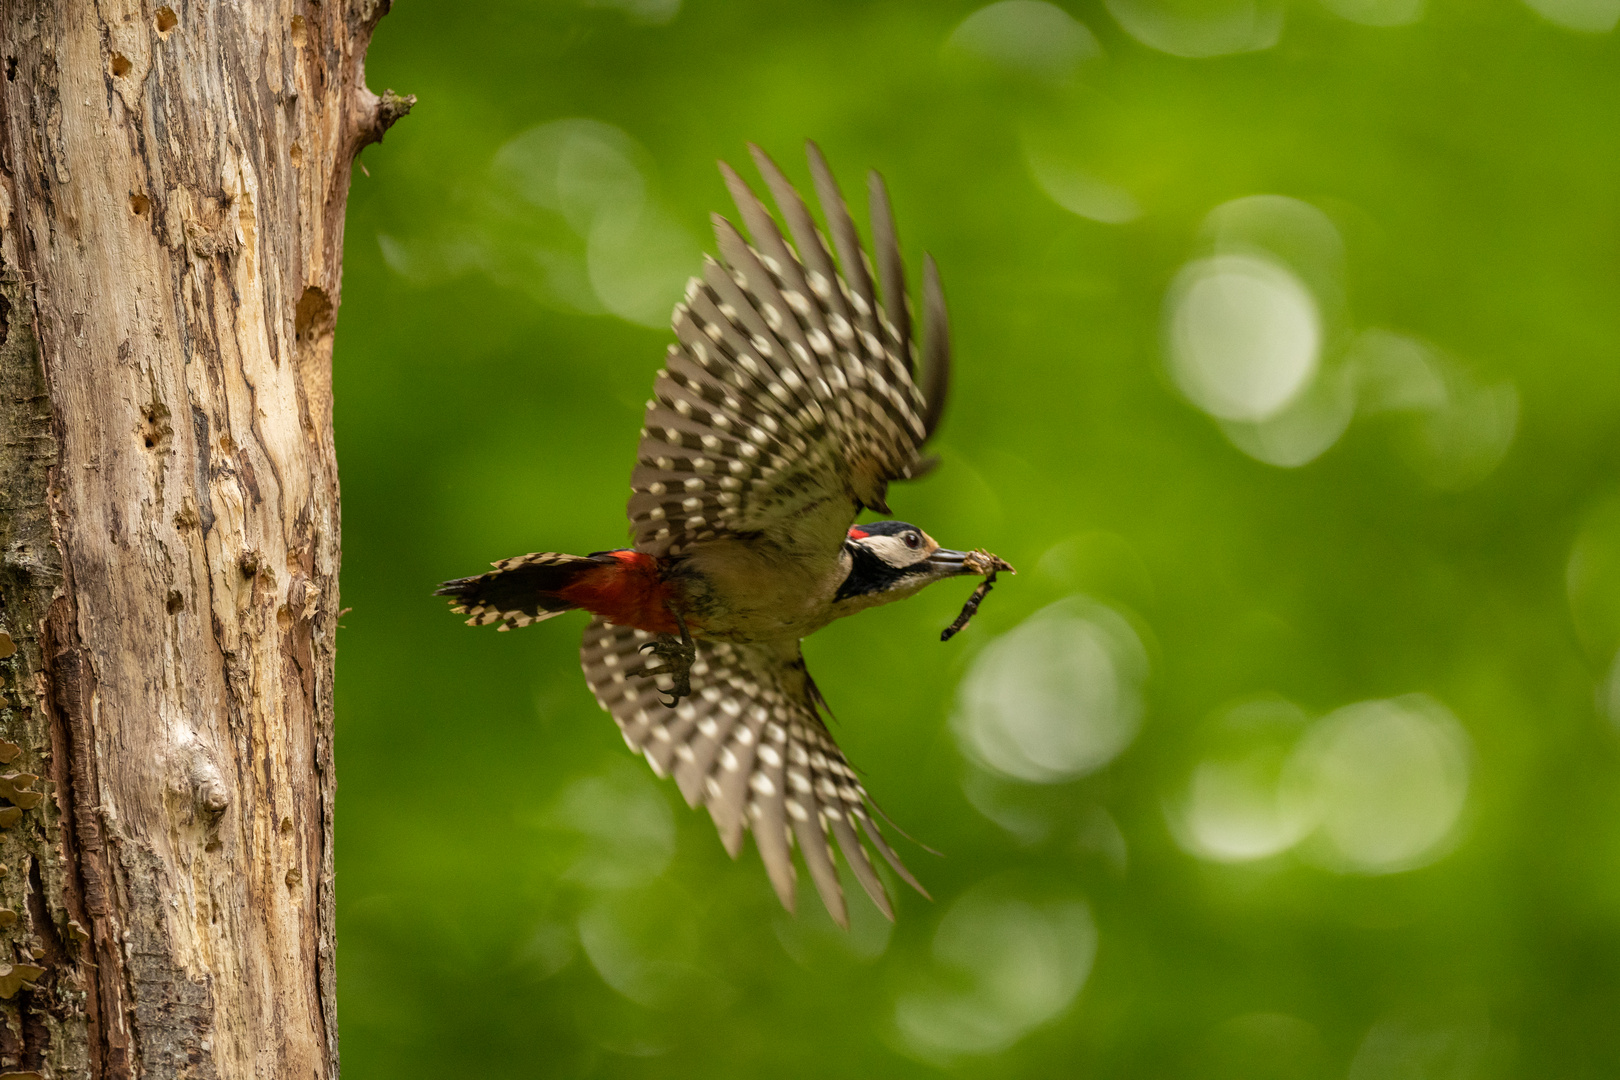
[627,143,947,561]
[580,617,925,926]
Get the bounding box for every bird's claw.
[639,611,696,708]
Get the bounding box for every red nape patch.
[559,550,677,635]
[847,526,870,539]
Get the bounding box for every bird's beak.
[927,549,974,576]
[928,548,1015,577]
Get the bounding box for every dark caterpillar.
[940,549,1014,642]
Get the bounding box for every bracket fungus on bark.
[0,775,41,812]
[0,963,47,1000]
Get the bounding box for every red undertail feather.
[437,549,675,634]
[558,550,677,634]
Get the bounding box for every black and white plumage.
[579,618,925,925]
[628,143,948,566]
[440,142,1011,928]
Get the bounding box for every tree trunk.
[0,2,405,1074]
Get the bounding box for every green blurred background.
[335,0,1620,1075]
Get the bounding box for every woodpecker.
[438,142,1012,928]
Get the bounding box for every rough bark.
[0,1,406,1075]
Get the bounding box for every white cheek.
[868,535,931,568]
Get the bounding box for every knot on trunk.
[376,89,416,132]
[354,87,416,155]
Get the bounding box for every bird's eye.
[904,532,921,549]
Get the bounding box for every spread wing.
[626,142,950,563]
[580,617,928,926]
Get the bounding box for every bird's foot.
[640,610,696,708]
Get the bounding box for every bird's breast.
[665,539,846,643]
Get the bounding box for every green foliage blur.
[337,1,1620,1075]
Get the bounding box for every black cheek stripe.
[834,542,930,602]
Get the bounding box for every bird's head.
[833,521,995,608]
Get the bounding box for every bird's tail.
[436,551,617,631]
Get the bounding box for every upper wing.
[580,617,928,927]
[626,142,951,562]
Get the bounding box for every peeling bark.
[0,1,404,1074]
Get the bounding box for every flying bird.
[438,142,1011,927]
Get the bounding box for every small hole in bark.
[280,815,294,834]
[155,7,178,34]
[110,53,132,77]
[289,142,303,167]
[291,15,308,47]
[166,591,184,615]
[295,286,334,342]
[285,867,302,888]
[130,192,150,215]
[4,57,16,82]
[139,403,173,452]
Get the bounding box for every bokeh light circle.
[945,1,1101,83]
[1166,254,1321,423]
[1168,698,1316,863]
[894,878,1096,1062]
[1104,0,1283,57]
[1284,695,1471,874]
[954,598,1148,783]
